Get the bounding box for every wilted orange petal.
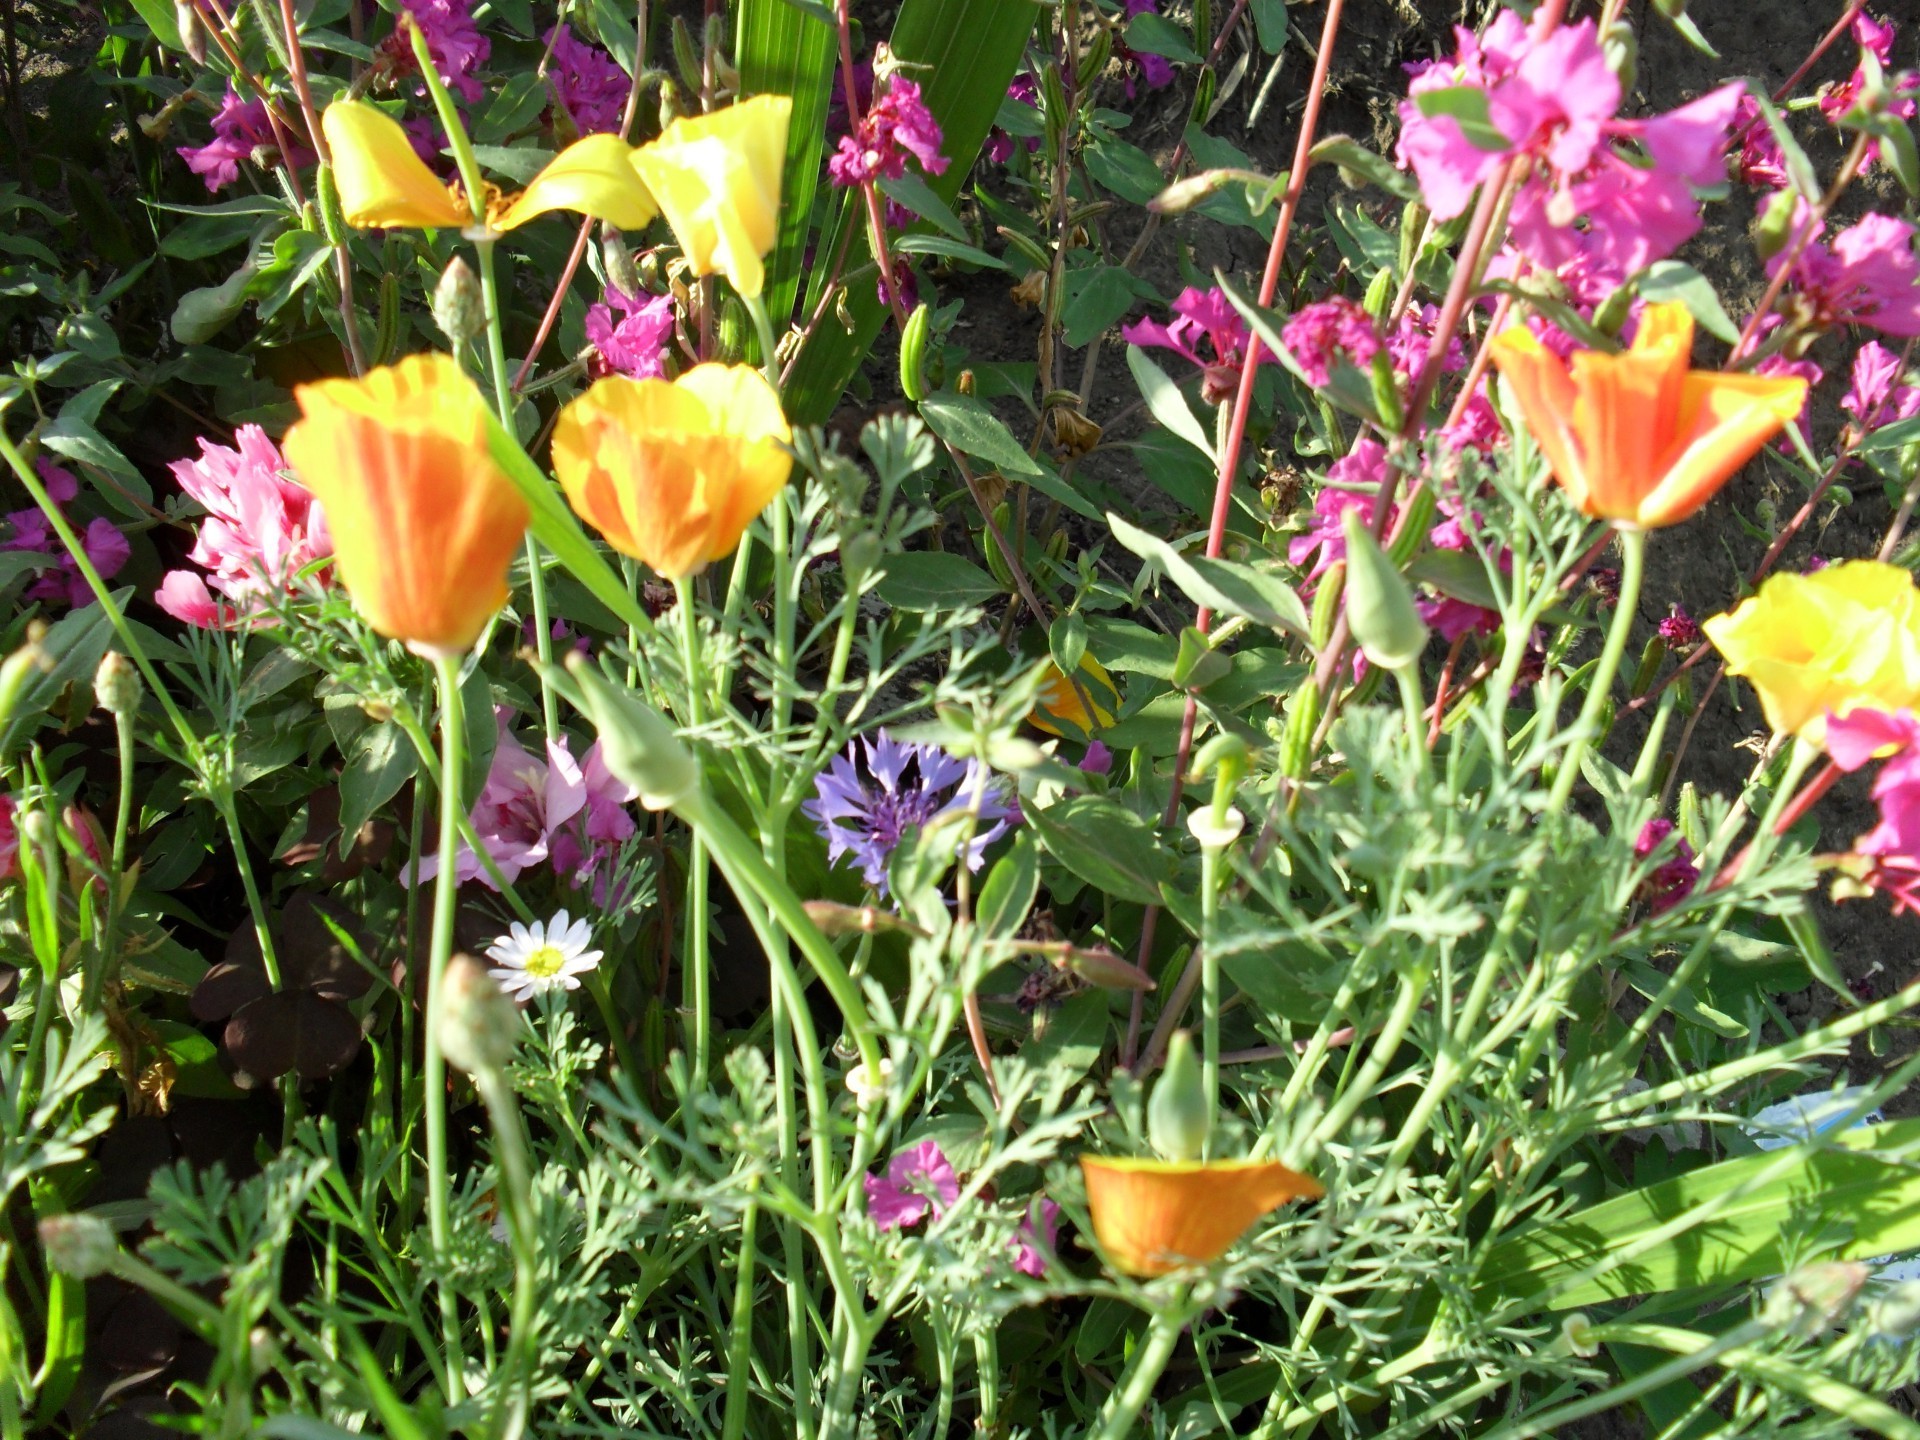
[1079,1156,1323,1278]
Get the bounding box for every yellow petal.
[632,94,790,298]
[1079,1156,1323,1278]
[283,353,527,654]
[493,132,658,232]
[322,101,469,230]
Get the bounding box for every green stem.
[720,1186,761,1440]
[674,575,713,1086]
[974,1328,999,1439]
[474,1067,539,1440]
[1089,1291,1191,1440]
[1545,525,1645,813]
[426,654,470,1400]
[1199,846,1222,1125]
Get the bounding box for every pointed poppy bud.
[1489,302,1808,530]
[282,353,528,656]
[550,363,792,578]
[631,94,790,299]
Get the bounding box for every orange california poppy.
[1079,1155,1324,1277]
[549,363,792,579]
[1031,655,1120,738]
[282,353,528,656]
[1487,302,1808,530]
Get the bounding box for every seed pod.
[1363,267,1394,323]
[603,228,640,300]
[982,501,1016,589]
[1342,509,1428,672]
[1076,26,1112,91]
[1753,186,1797,262]
[175,0,207,63]
[1309,559,1346,651]
[1369,349,1406,434]
[316,161,348,249]
[1279,681,1321,780]
[899,302,932,403]
[432,257,485,348]
[1386,483,1434,567]
[670,17,701,94]
[371,271,402,366]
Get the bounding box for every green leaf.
[1107,511,1308,637]
[874,551,1004,610]
[1307,135,1419,200]
[1027,794,1179,905]
[171,261,261,346]
[468,144,555,185]
[878,172,968,241]
[458,666,496,803]
[738,0,838,330]
[1249,0,1286,52]
[893,233,1008,269]
[919,392,1042,475]
[1084,137,1166,205]
[782,0,1037,422]
[1124,11,1201,62]
[338,722,415,857]
[39,415,149,502]
[1473,1119,1920,1314]
[977,830,1039,940]
[1061,266,1157,349]
[1413,85,1512,153]
[473,73,551,144]
[1639,260,1740,344]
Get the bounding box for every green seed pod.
[670,17,701,94]
[899,302,932,403]
[1148,1030,1211,1162]
[1280,681,1321,780]
[1629,635,1668,698]
[1363,267,1395,323]
[372,270,402,366]
[1188,68,1217,129]
[1309,559,1346,651]
[1076,26,1112,91]
[316,161,348,249]
[1342,509,1428,672]
[1398,200,1426,277]
[1368,349,1405,433]
[1754,186,1798,262]
[718,296,749,364]
[1386,482,1434,567]
[1591,282,1635,339]
[603,228,640,300]
[567,656,699,811]
[983,502,1016,589]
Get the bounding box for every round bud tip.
[39,1213,116,1279]
[439,954,521,1075]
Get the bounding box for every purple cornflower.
[3,459,128,610]
[1658,606,1702,648]
[986,73,1041,164]
[1633,819,1698,916]
[865,1141,960,1229]
[586,287,676,379]
[1122,286,1272,405]
[805,731,1018,893]
[1280,296,1382,389]
[178,86,311,192]
[547,25,628,136]
[828,75,949,189]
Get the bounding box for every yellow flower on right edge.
[1702,560,1920,744]
[1488,302,1807,530]
[632,94,790,300]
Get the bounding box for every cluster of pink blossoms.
[1825,709,1920,915]
[3,459,129,611]
[546,25,628,137]
[864,1141,1060,1277]
[828,75,949,190]
[414,714,639,904]
[177,87,311,193]
[585,286,676,380]
[1738,12,1919,185]
[1121,286,1277,405]
[156,425,329,630]
[1844,341,1920,431]
[382,0,489,102]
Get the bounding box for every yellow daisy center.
[522,943,567,979]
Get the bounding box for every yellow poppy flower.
[630,94,790,299]
[282,353,529,656]
[1031,655,1120,738]
[1702,560,1920,744]
[550,363,793,579]
[1079,1156,1324,1278]
[321,101,656,232]
[1488,302,1808,530]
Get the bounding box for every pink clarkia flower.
[1288,438,1389,583]
[1754,352,1821,439]
[547,25,628,136]
[156,424,329,630]
[1658,606,1702,647]
[1120,0,1176,95]
[986,73,1041,164]
[3,459,129,610]
[1766,207,1920,338]
[1818,12,1919,172]
[1632,818,1699,916]
[1842,340,1920,429]
[1279,296,1381,389]
[864,1141,960,1230]
[585,287,676,380]
[178,86,311,192]
[829,76,949,189]
[1121,286,1272,404]
[1386,302,1465,380]
[0,796,17,881]
[1011,1197,1061,1277]
[384,0,489,103]
[1825,707,1920,913]
[1731,93,1788,189]
[411,715,637,892]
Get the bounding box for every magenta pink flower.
[3,459,129,610]
[383,0,489,103]
[547,25,627,136]
[1011,1197,1061,1277]
[1119,0,1176,95]
[829,76,949,189]
[1122,286,1271,404]
[1386,302,1465,380]
[1824,708,1920,913]
[0,796,16,882]
[178,86,310,192]
[986,73,1041,164]
[1288,439,1388,583]
[1767,208,1920,338]
[411,716,637,892]
[1731,94,1788,189]
[585,287,676,380]
[864,1141,960,1230]
[1842,340,1920,428]
[1818,12,1918,172]
[1633,819,1699,915]
[1659,606,1702,648]
[156,425,329,630]
[1280,296,1381,389]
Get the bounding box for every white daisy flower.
[484,910,603,1002]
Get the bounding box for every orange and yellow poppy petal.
[492,133,658,232]
[1564,328,1689,524]
[1080,1156,1324,1278]
[1635,371,1809,527]
[552,378,709,574]
[632,94,790,298]
[282,354,528,654]
[1031,655,1120,738]
[1487,327,1590,513]
[322,101,469,230]
[674,363,794,562]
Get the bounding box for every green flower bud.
[1309,559,1345,651]
[432,257,485,348]
[39,1213,116,1279]
[1342,509,1428,672]
[439,953,520,1075]
[1279,681,1321,780]
[1148,1030,1212,1162]
[94,650,141,718]
[566,656,700,811]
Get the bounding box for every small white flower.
[484,910,603,1002]
[845,1058,894,1107]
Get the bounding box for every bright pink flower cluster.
[413,715,638,901]
[178,86,311,193]
[1766,207,1920,340]
[585,287,676,380]
[3,459,128,611]
[828,76,949,190]
[1819,12,1919,170]
[547,25,628,137]
[1843,341,1920,430]
[1825,708,1920,915]
[156,425,329,630]
[863,1141,1060,1276]
[383,0,489,103]
[1632,819,1699,916]
[1396,14,1740,293]
[1122,286,1274,405]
